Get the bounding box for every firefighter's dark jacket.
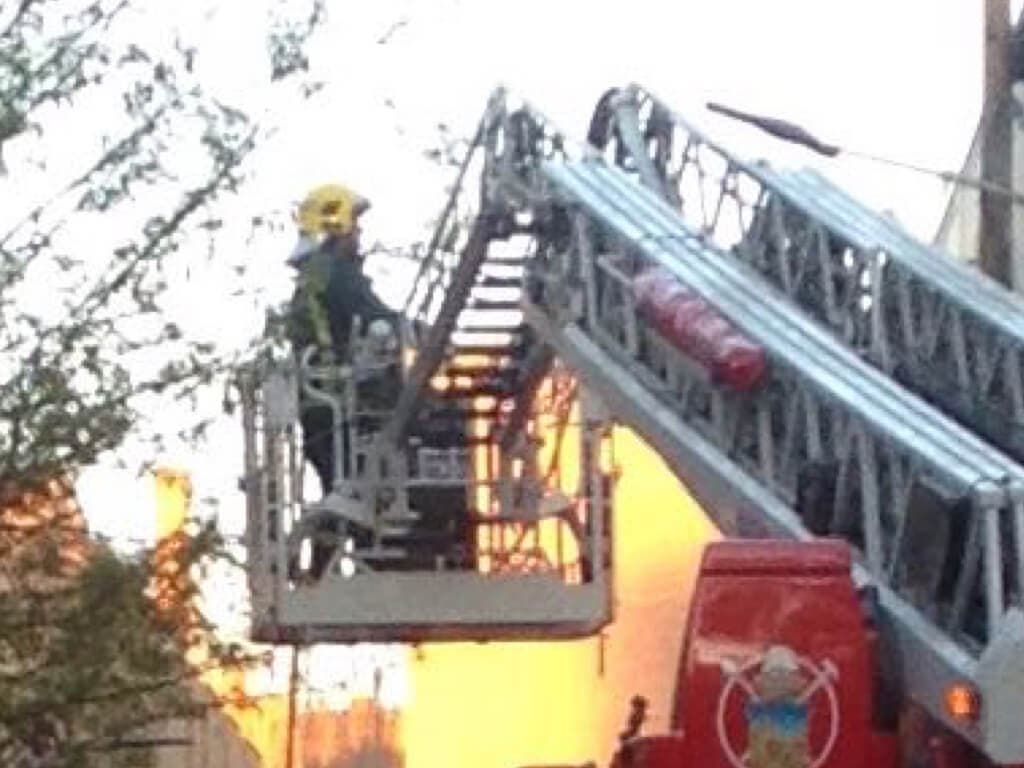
[287,234,393,356]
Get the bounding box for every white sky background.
[45,0,1016,703]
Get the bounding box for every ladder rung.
[442,374,509,387]
[377,512,420,524]
[479,269,524,281]
[442,364,516,378]
[469,299,521,311]
[449,344,518,356]
[450,336,519,350]
[440,367,508,382]
[484,257,528,267]
[462,435,499,446]
[417,405,502,419]
[379,530,461,544]
[477,275,522,289]
[437,385,511,399]
[351,548,412,560]
[456,326,522,335]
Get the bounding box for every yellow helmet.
[295,183,370,236]
[289,184,370,265]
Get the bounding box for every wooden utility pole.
[285,644,301,768]
[980,0,1014,287]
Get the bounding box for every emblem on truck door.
[716,645,840,768]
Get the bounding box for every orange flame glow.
[402,378,718,768]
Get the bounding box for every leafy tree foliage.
[0,479,253,766]
[0,0,324,764]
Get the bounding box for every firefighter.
[285,183,394,580]
[286,182,386,495]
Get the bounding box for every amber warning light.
[944,682,981,722]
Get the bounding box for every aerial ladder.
[590,84,1024,468]
[239,86,1024,765]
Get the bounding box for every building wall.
[152,704,262,768]
[933,85,1024,289]
[933,119,982,263]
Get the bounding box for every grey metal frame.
[598,83,1024,470]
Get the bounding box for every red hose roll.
[633,267,766,391]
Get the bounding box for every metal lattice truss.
[464,92,1024,759]
[592,83,1024,468]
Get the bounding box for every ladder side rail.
[256,364,297,616]
[783,171,1024,462]
[601,84,1024,466]
[560,162,1024,489]
[403,119,488,320]
[788,165,1024,321]
[403,95,510,329]
[610,81,1024,323]
[539,196,1003,643]
[239,367,272,620]
[750,170,1024,464]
